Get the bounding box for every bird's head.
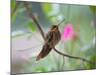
[51,19,65,31]
[51,25,58,31]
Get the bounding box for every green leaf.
[11,0,16,12]
[11,12,17,23]
[42,3,52,15]
[11,0,17,22]
[90,6,96,15]
[85,55,96,69]
[33,66,48,72]
[27,22,36,32]
[89,55,96,69]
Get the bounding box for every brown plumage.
[36,25,61,61]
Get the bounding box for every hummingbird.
[36,20,64,61]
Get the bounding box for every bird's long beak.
[58,19,65,27]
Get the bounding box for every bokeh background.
[11,0,96,74]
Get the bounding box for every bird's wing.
[45,31,53,44]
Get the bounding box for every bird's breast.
[51,30,61,47]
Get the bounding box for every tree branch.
[23,2,95,64]
[53,48,95,64]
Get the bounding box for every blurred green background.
[11,0,96,74]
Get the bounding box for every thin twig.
[61,56,65,69]
[23,2,95,64]
[24,2,45,41]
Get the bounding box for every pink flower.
[62,23,77,41]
